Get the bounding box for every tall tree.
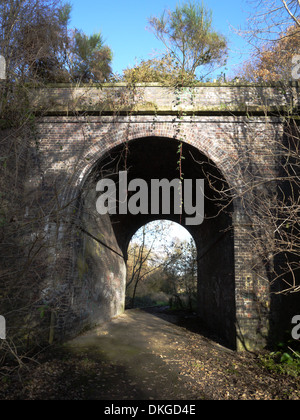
[227,2,300,301]
[148,1,228,80]
[126,221,171,308]
[163,238,197,309]
[70,30,113,83]
[0,1,113,84]
[236,23,300,82]
[0,0,72,83]
[234,0,300,55]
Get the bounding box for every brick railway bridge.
[27,83,299,351]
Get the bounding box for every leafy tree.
[126,238,154,308]
[0,0,72,83]
[126,222,171,308]
[163,238,197,309]
[236,23,300,82]
[148,1,228,80]
[126,221,198,310]
[0,1,113,84]
[70,30,113,83]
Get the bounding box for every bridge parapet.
[30,82,299,115]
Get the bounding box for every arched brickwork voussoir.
[64,122,240,205]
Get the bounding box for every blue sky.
[69,0,253,79]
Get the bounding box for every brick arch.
[63,128,239,349]
[37,115,275,352]
[62,123,239,208]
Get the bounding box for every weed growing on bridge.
[259,346,300,378]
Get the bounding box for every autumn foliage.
[238,24,300,82]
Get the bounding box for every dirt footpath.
[1,308,299,400]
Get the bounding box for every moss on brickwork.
[77,255,88,279]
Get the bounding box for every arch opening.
[73,136,236,349]
[125,220,196,311]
